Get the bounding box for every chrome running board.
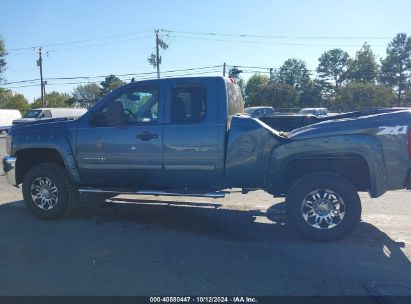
[78,188,226,198]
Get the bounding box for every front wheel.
[22,163,78,219]
[286,172,361,242]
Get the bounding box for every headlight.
[6,134,12,155]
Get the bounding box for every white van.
[12,108,88,125]
[0,109,22,132]
[298,107,329,118]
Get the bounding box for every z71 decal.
[377,125,408,136]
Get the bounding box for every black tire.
[22,163,78,219]
[286,172,361,242]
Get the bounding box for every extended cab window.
[101,86,159,125]
[171,83,207,123]
[41,110,52,118]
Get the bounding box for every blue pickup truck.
[3,76,411,241]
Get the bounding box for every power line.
[5,29,154,53]
[1,65,223,85]
[168,29,394,40]
[5,28,395,57]
[4,69,223,89]
[171,34,386,48]
[2,78,41,85]
[1,65,224,88]
[7,35,154,57]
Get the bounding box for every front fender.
[13,133,81,184]
[268,135,387,198]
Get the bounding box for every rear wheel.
[22,163,78,219]
[286,172,361,241]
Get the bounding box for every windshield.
[23,110,42,118]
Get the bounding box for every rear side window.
[41,110,52,118]
[171,83,207,123]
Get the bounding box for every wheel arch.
[15,147,80,185]
[281,154,371,194]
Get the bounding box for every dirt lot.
[0,134,410,297]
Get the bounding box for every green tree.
[299,79,324,107]
[100,75,124,97]
[72,83,101,109]
[0,90,30,114]
[255,83,298,109]
[380,33,411,105]
[244,73,269,106]
[335,82,394,111]
[31,91,71,108]
[0,36,7,83]
[278,59,310,92]
[236,77,245,98]
[317,49,350,90]
[0,88,6,106]
[404,86,411,105]
[348,43,379,83]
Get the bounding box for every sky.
[1,0,410,102]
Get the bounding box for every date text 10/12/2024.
[149,297,257,303]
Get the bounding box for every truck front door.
[76,84,164,188]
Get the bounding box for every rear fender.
[267,135,387,198]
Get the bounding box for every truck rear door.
[162,78,224,190]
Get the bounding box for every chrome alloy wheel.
[301,189,346,229]
[30,177,59,210]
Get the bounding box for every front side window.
[24,110,42,118]
[101,86,159,125]
[171,83,207,123]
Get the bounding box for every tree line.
[236,33,411,112]
[0,33,411,114]
[0,74,125,114]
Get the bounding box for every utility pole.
[148,29,168,79]
[43,81,47,106]
[155,29,160,79]
[269,68,274,83]
[223,62,226,77]
[37,47,45,107]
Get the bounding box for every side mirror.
[89,111,106,127]
[89,110,128,127]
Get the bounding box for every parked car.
[259,114,320,132]
[0,109,22,133]
[12,108,88,125]
[298,107,329,117]
[244,106,274,118]
[3,76,411,242]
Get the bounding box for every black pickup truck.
[3,77,411,241]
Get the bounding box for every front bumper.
[2,156,17,186]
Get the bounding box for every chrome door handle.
[136,132,158,141]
